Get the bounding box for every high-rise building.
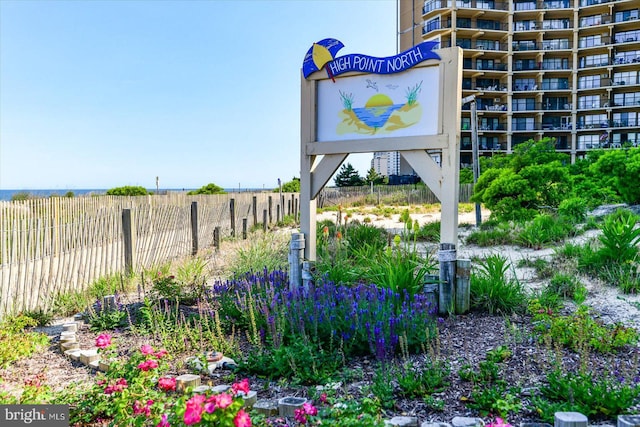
[398,0,640,167]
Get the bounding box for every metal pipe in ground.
[456,259,471,314]
[289,233,305,290]
[438,243,457,315]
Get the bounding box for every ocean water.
[0,188,267,201]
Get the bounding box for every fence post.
[277,205,281,223]
[456,259,471,314]
[213,226,220,250]
[263,209,267,232]
[294,197,298,221]
[288,199,291,216]
[191,201,198,256]
[252,196,257,226]
[122,209,133,275]
[268,196,273,224]
[438,243,457,315]
[242,218,247,240]
[230,198,236,237]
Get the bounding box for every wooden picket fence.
[0,192,298,318]
[0,185,474,319]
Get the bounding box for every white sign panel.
[316,66,439,142]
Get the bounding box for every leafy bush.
[597,209,640,264]
[558,197,587,224]
[531,369,640,422]
[465,223,515,246]
[470,255,527,315]
[528,303,638,353]
[0,315,49,369]
[106,186,148,196]
[517,214,572,249]
[276,177,300,192]
[547,273,587,303]
[187,183,226,195]
[226,232,288,277]
[397,360,450,398]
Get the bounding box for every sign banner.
[303,40,440,79]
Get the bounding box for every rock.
[207,356,238,374]
[618,416,640,427]
[64,349,81,360]
[62,323,78,333]
[452,417,483,427]
[193,385,212,393]
[253,400,278,416]
[385,416,418,426]
[211,385,231,393]
[240,390,257,408]
[60,341,79,352]
[88,360,100,370]
[278,396,307,417]
[176,374,201,393]
[205,351,223,362]
[422,423,452,427]
[79,349,99,365]
[554,412,587,427]
[98,361,110,372]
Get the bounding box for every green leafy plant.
[547,273,587,303]
[531,368,640,422]
[0,314,49,369]
[187,182,226,195]
[470,255,527,315]
[468,383,521,417]
[397,360,450,398]
[598,209,640,263]
[367,363,396,410]
[106,185,148,196]
[517,214,573,249]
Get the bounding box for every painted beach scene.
[337,80,423,135]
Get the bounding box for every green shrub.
[0,315,49,369]
[466,223,515,246]
[531,369,640,422]
[558,197,587,224]
[105,186,148,196]
[187,183,226,195]
[517,214,572,249]
[397,360,450,398]
[226,232,288,277]
[597,209,640,264]
[470,255,527,315]
[415,221,441,242]
[547,273,587,303]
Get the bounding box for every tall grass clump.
[470,255,527,314]
[517,214,574,249]
[226,232,289,277]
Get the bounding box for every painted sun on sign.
[336,79,423,135]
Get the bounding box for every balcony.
[580,0,615,6]
[479,122,507,130]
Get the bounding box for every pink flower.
[216,393,233,409]
[133,399,153,417]
[232,378,250,395]
[157,377,176,392]
[233,409,252,427]
[294,408,307,424]
[104,378,127,394]
[488,418,513,427]
[154,349,168,359]
[319,393,327,404]
[184,394,205,425]
[156,414,170,427]
[138,359,159,371]
[95,333,112,348]
[141,344,155,355]
[302,402,317,416]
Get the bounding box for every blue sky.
[0,0,397,190]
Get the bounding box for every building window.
[612,112,638,127]
[580,15,603,27]
[515,1,536,11]
[612,132,640,145]
[514,20,537,31]
[612,71,638,85]
[542,58,569,70]
[513,98,536,111]
[543,39,570,50]
[541,78,569,90]
[580,54,609,68]
[614,30,639,44]
[578,114,608,129]
[579,35,604,48]
[614,9,639,23]
[457,17,471,27]
[543,19,570,29]
[578,74,601,89]
[477,19,501,30]
[543,97,569,110]
[514,59,538,71]
[578,134,601,149]
[614,50,640,65]
[514,78,536,91]
[578,95,601,109]
[613,92,640,107]
[513,117,535,130]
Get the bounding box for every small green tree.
[365,168,385,185]
[187,183,226,195]
[106,186,148,196]
[278,178,300,193]
[459,167,474,184]
[334,163,364,187]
